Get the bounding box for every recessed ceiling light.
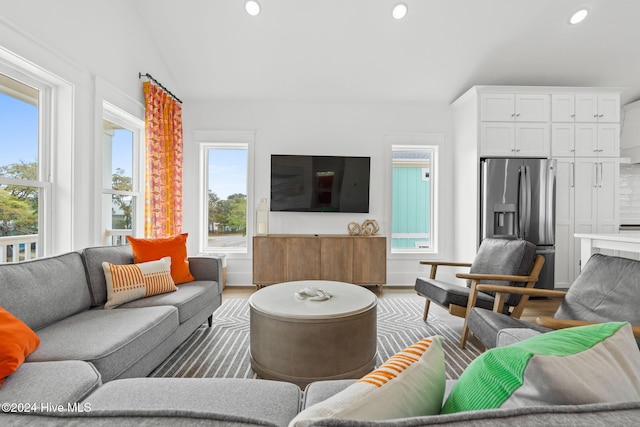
[569,8,588,25]
[392,3,408,20]
[245,0,261,17]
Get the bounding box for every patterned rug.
[149,297,483,380]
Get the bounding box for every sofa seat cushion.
[27,306,178,382]
[84,377,301,427]
[0,361,101,405]
[467,307,552,349]
[119,280,217,324]
[415,278,502,312]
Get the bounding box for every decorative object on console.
[255,198,269,235]
[347,219,379,236]
[126,233,194,284]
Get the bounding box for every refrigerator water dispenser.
[493,203,517,238]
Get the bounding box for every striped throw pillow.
[289,336,445,426]
[102,257,177,309]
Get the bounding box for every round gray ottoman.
[249,280,377,387]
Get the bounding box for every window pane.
[392,148,431,251]
[207,148,248,250]
[0,74,39,178]
[103,119,133,189]
[103,193,134,230]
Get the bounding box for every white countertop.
[575,233,640,243]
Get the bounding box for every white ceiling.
[132,0,640,105]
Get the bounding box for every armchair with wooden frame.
[466,252,640,350]
[414,238,545,349]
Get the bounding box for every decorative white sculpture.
[294,287,333,301]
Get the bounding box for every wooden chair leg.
[423,299,431,322]
[208,314,213,328]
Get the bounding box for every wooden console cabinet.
[253,234,386,287]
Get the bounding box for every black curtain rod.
[138,72,183,104]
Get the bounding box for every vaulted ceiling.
[132,0,640,105]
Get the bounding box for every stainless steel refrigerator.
[480,158,556,290]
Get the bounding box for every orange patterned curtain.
[143,81,183,238]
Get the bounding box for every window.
[202,142,249,253]
[391,144,437,253]
[101,102,144,245]
[0,71,51,262]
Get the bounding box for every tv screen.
[270,155,370,213]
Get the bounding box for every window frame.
[386,133,442,257]
[100,101,145,245]
[196,130,255,256]
[0,63,53,259]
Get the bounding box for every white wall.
[0,1,174,251]
[183,100,457,286]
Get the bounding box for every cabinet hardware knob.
[571,114,575,118]
[516,113,520,117]
[594,114,598,118]
[599,114,604,118]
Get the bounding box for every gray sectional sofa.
[2,247,640,426]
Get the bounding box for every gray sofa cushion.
[555,253,640,326]
[0,361,101,405]
[84,378,301,427]
[27,306,178,382]
[120,280,217,324]
[0,252,92,329]
[414,278,504,313]
[82,245,135,307]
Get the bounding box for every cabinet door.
[575,94,599,122]
[320,237,353,282]
[515,94,550,122]
[353,237,386,285]
[597,95,620,122]
[253,237,286,285]
[574,158,599,238]
[286,237,320,281]
[551,123,575,157]
[515,123,550,157]
[574,124,598,156]
[597,123,620,157]
[554,158,576,288]
[596,159,619,234]
[551,94,575,122]
[480,123,515,156]
[480,94,515,121]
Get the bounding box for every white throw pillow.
[289,336,446,427]
[102,256,176,309]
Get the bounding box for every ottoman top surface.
[249,280,377,319]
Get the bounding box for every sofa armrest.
[188,257,222,283]
[536,317,640,338]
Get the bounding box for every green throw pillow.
[442,322,640,413]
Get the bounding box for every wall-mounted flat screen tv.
[270,155,370,213]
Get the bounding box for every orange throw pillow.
[126,233,195,284]
[0,307,40,387]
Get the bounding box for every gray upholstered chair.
[467,253,640,350]
[414,238,545,348]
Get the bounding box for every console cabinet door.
[320,237,353,282]
[286,237,320,281]
[253,236,286,285]
[353,237,387,285]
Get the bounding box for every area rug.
[149,297,483,380]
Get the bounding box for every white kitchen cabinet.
[575,94,620,123]
[480,122,549,157]
[551,94,576,122]
[554,158,576,288]
[480,93,550,122]
[551,123,575,157]
[574,123,620,157]
[555,157,620,286]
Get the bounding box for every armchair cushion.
[468,239,537,306]
[414,279,506,314]
[467,307,552,349]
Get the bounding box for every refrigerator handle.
[518,166,526,239]
[524,165,532,238]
